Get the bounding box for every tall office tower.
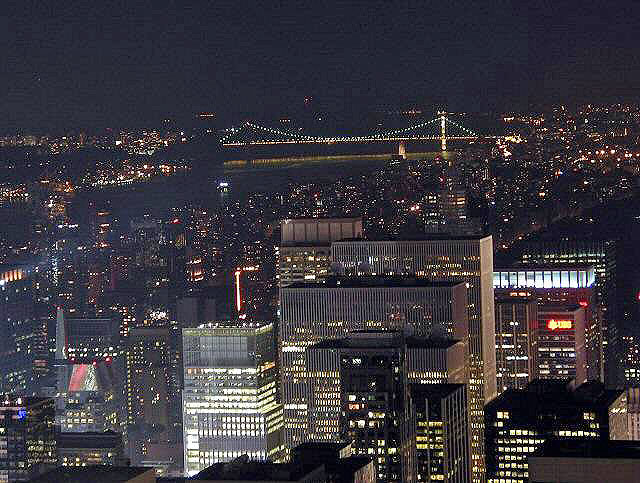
[307,332,468,444]
[281,278,468,456]
[0,265,48,395]
[331,236,496,480]
[56,431,126,467]
[535,306,587,383]
[494,298,537,394]
[0,396,56,482]
[409,384,470,483]
[125,327,179,465]
[494,265,601,382]
[484,380,628,483]
[54,308,122,434]
[182,321,284,476]
[517,240,619,386]
[278,218,362,287]
[307,332,469,483]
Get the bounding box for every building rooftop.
[56,430,122,449]
[332,234,490,243]
[286,276,464,290]
[190,457,317,481]
[495,264,596,272]
[311,333,460,351]
[530,438,640,460]
[486,380,623,414]
[28,466,154,483]
[410,383,466,399]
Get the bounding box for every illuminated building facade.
[0,396,56,482]
[485,380,628,483]
[331,236,496,481]
[0,265,48,395]
[409,384,470,483]
[494,265,601,382]
[494,298,537,394]
[125,327,180,470]
[56,431,126,467]
[280,278,468,455]
[182,321,283,476]
[535,306,587,383]
[278,218,362,287]
[56,360,120,432]
[307,332,469,483]
[54,308,123,434]
[517,240,618,386]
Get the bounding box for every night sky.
[2,1,640,130]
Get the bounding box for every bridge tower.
[438,110,447,151]
[398,141,406,159]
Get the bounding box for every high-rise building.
[484,380,628,483]
[409,384,470,483]
[331,236,496,480]
[278,218,362,287]
[494,298,537,394]
[0,396,56,482]
[182,321,284,476]
[517,240,618,386]
[125,327,179,466]
[307,331,470,483]
[494,265,601,381]
[280,277,468,455]
[54,307,124,434]
[0,264,48,395]
[535,306,587,383]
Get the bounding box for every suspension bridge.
[221,112,504,151]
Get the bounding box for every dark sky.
[2,1,640,131]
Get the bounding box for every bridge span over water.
[221,112,506,151]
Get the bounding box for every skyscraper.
[494,265,601,382]
[517,240,618,386]
[307,331,470,483]
[409,384,470,483]
[0,264,48,395]
[280,277,468,457]
[182,321,283,476]
[125,327,179,466]
[331,236,496,480]
[485,380,628,483]
[494,298,537,394]
[278,218,362,287]
[535,305,587,383]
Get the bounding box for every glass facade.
[182,322,283,476]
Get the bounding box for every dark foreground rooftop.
[28,466,155,483]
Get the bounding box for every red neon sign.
[547,319,573,331]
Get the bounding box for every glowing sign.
[547,319,573,331]
[579,300,588,307]
[17,409,26,420]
